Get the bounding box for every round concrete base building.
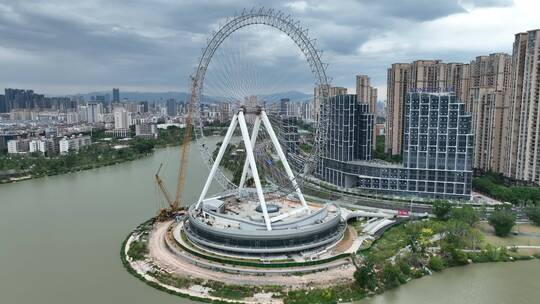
[183,190,346,255]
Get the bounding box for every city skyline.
[0,0,539,98]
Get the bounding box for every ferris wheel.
[190,8,331,200]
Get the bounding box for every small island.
[122,198,540,304]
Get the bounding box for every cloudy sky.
[0,0,538,100]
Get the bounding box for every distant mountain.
[75,90,312,104]
[261,91,313,103]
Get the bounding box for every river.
[1,137,539,304]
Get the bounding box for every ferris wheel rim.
[190,8,330,191]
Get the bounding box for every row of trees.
[372,135,402,163]
[473,172,540,205]
[433,200,516,237]
[0,126,189,181]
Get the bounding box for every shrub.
[127,239,148,261]
[396,258,412,276]
[428,256,445,272]
[451,205,479,226]
[380,263,404,290]
[488,210,515,237]
[354,263,378,291]
[526,206,540,226]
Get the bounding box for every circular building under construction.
[183,191,346,255]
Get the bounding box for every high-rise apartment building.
[469,53,511,174]
[113,107,129,129]
[313,85,347,122]
[86,102,104,123]
[386,61,470,156]
[504,29,540,185]
[356,74,378,146]
[386,63,410,155]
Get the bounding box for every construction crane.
[155,77,198,220]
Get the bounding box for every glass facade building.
[318,92,473,200]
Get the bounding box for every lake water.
[1,137,539,304]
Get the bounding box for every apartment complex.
[386,61,470,156]
[505,29,540,185]
[469,53,512,173]
[59,135,91,154]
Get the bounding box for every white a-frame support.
[196,108,308,231]
[238,115,261,193]
[237,111,272,230]
[260,111,308,210]
[196,110,272,231]
[196,112,238,210]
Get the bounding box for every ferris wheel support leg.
[196,113,238,210]
[260,110,308,210]
[238,115,261,195]
[238,110,272,231]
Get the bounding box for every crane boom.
[173,76,198,210]
[155,163,174,207]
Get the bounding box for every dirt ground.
[477,222,540,254]
[334,226,356,253]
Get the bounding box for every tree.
[451,205,479,226]
[488,210,515,237]
[433,200,452,221]
[132,139,155,154]
[526,206,540,226]
[354,262,377,291]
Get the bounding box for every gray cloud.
[0,0,526,99]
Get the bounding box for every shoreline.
[0,142,182,186]
[122,218,540,304]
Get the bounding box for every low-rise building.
[135,124,158,139]
[59,134,91,154]
[7,139,30,154]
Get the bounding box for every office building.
[320,92,473,200]
[113,88,120,103]
[504,29,540,185]
[166,99,177,117]
[280,98,290,116]
[0,95,6,113]
[469,53,511,174]
[385,61,470,156]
